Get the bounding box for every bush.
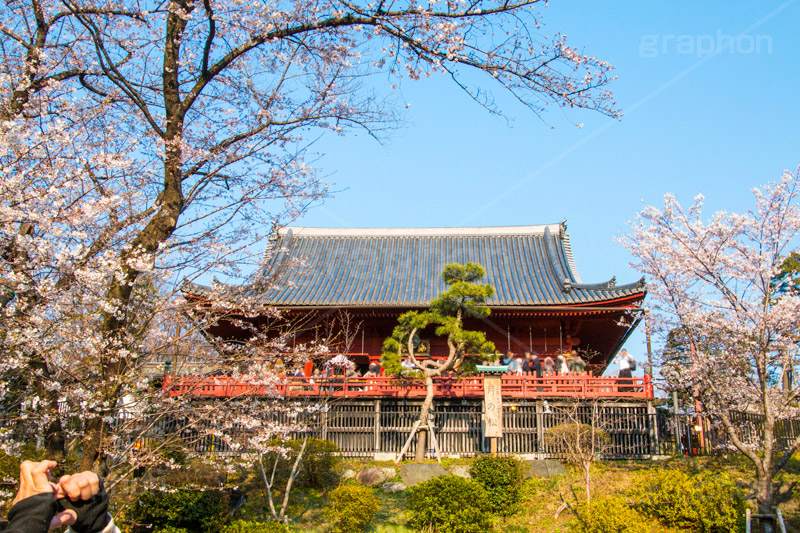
[470,455,525,516]
[129,489,230,532]
[567,496,659,533]
[261,438,340,490]
[407,475,494,533]
[154,528,189,533]
[297,438,340,488]
[631,469,745,532]
[222,519,290,533]
[324,485,380,533]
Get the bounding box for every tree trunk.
[718,409,778,533]
[80,417,107,473]
[79,6,190,472]
[44,412,66,462]
[30,356,66,462]
[584,463,591,505]
[758,402,776,533]
[415,431,427,463]
[415,374,436,462]
[756,471,774,533]
[279,436,308,519]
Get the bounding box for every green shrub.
[130,488,230,532]
[631,469,745,532]
[297,438,340,488]
[470,455,525,516]
[408,475,494,533]
[324,485,380,533]
[261,438,340,490]
[222,519,290,533]
[567,496,659,533]
[153,528,189,533]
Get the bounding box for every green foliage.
[567,496,658,533]
[291,438,340,489]
[470,455,525,516]
[161,444,188,466]
[407,475,494,533]
[779,251,800,274]
[129,488,230,533]
[430,262,494,319]
[324,484,380,533]
[771,251,800,298]
[630,469,746,532]
[382,262,496,374]
[153,528,189,533]
[0,445,38,488]
[221,519,290,533]
[260,438,340,490]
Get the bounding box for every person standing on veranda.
[505,351,521,374]
[555,352,569,375]
[614,349,636,392]
[569,350,586,374]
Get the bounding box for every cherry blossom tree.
[619,167,800,528]
[383,262,495,461]
[1,0,619,476]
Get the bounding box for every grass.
[111,453,800,532]
[283,454,800,532]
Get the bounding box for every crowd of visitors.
[496,348,638,381]
[501,349,590,376]
[276,349,637,382]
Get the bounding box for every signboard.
[483,375,503,438]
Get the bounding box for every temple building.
[185,223,646,374]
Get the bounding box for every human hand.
[11,460,58,507]
[9,460,78,530]
[55,474,110,533]
[55,471,100,503]
[49,471,101,529]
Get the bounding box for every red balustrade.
[163,373,653,400]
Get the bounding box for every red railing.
[163,373,653,400]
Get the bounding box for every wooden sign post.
[483,375,503,454]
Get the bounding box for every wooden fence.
[655,409,800,456]
[142,398,659,459]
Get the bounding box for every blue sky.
[294,0,800,369]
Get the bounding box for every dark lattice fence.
[655,409,800,456]
[97,399,800,459]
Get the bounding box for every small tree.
[383,262,495,461]
[544,401,612,505]
[257,436,309,524]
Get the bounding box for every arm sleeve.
[56,478,110,533]
[67,515,119,533]
[4,493,57,533]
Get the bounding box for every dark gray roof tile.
[199,224,645,307]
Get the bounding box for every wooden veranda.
[163,373,654,400]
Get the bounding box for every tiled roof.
[211,223,644,308]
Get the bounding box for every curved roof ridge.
[561,233,582,284]
[279,224,563,237]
